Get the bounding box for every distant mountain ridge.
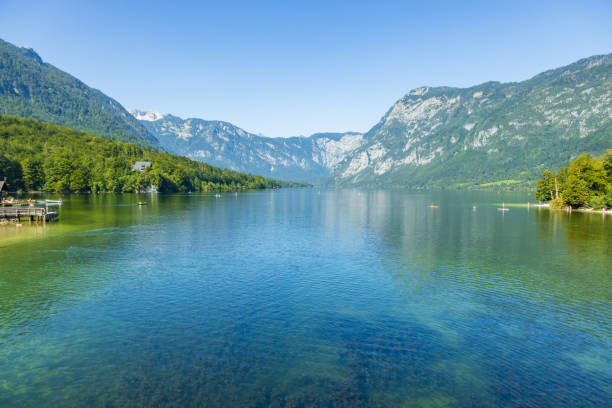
[0,38,158,147]
[2,35,609,188]
[130,110,363,182]
[328,53,612,188]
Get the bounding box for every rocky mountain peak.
[128,109,165,122]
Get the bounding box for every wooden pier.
[0,207,58,223]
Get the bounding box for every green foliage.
[606,190,612,208]
[535,150,612,209]
[22,158,45,190]
[588,195,607,210]
[331,53,612,189]
[568,153,609,194]
[602,149,612,183]
[0,38,158,147]
[549,197,566,209]
[562,174,591,207]
[535,170,555,201]
[0,114,296,193]
[0,154,23,190]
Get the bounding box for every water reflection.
[1,190,610,407]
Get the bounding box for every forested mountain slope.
[0,114,287,193]
[0,38,158,147]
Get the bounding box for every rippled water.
[1,190,611,407]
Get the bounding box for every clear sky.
[1,0,611,137]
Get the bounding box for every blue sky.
[1,0,611,137]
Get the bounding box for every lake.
[1,189,611,407]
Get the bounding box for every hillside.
[0,38,158,147]
[329,54,612,188]
[131,110,363,182]
[0,114,289,193]
[3,34,608,189]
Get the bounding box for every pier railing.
[0,207,58,222]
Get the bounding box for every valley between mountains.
[2,37,610,187]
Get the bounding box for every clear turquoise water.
[1,189,611,407]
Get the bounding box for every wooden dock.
[0,207,58,222]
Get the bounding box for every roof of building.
[131,161,152,171]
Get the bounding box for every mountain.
[329,54,612,188]
[130,110,363,182]
[0,38,158,147]
[5,34,607,188]
[0,114,288,193]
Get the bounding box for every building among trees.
[131,161,152,172]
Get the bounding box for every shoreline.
[491,202,610,215]
[528,203,610,215]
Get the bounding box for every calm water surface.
[1,190,611,407]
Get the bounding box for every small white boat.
[44,199,63,205]
[497,202,509,211]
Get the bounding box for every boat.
[429,203,439,208]
[498,202,509,211]
[44,199,63,205]
[1,197,18,206]
[137,201,147,206]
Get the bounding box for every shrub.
[588,195,607,210]
[549,197,566,209]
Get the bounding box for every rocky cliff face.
[131,111,363,182]
[133,53,611,187]
[329,54,612,188]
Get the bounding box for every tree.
[22,158,45,191]
[535,170,555,201]
[0,114,288,194]
[602,149,612,185]
[534,150,612,209]
[568,153,609,195]
[69,167,89,191]
[562,174,590,208]
[605,190,612,208]
[588,195,607,210]
[46,157,72,192]
[0,154,24,191]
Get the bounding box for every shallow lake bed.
[1,189,611,407]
